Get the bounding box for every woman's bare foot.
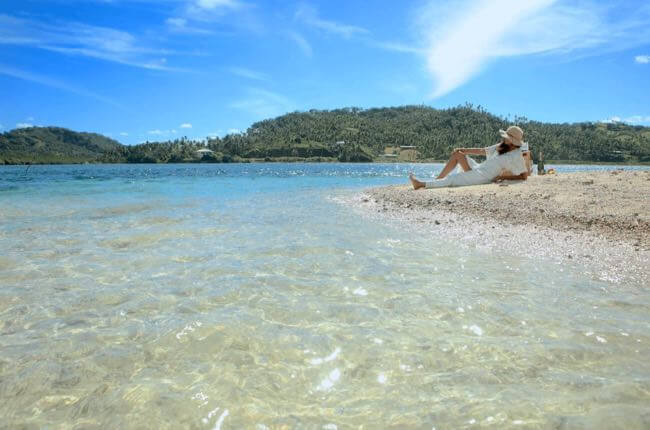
[409,173,426,190]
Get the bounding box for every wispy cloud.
[167,0,265,36]
[230,88,294,119]
[624,115,650,124]
[16,123,34,129]
[166,17,188,28]
[635,55,650,64]
[0,64,123,108]
[603,115,650,124]
[195,0,241,10]
[416,0,650,98]
[295,4,369,38]
[287,31,313,57]
[602,116,622,123]
[228,67,270,81]
[0,14,182,71]
[373,41,425,55]
[165,17,215,35]
[120,132,129,136]
[184,0,249,22]
[146,128,179,137]
[180,123,193,128]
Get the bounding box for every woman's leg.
[409,173,426,190]
[437,152,472,179]
[409,173,454,189]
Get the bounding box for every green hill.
[0,126,123,164]
[1,106,649,164]
[238,105,650,163]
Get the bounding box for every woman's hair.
[496,140,516,155]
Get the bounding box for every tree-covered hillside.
[2,105,649,164]
[0,126,122,164]
[240,105,650,163]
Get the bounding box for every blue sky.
[1,0,649,144]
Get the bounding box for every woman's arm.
[454,148,487,156]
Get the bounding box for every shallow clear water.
[1,163,649,429]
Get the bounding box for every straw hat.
[499,125,524,147]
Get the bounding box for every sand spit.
[353,170,649,287]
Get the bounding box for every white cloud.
[635,55,650,64]
[165,16,214,35]
[0,14,183,71]
[16,123,34,129]
[416,0,650,98]
[167,17,187,27]
[146,128,178,137]
[229,67,269,81]
[227,128,241,134]
[120,132,129,136]
[166,17,188,31]
[622,115,650,124]
[421,0,559,98]
[180,123,193,128]
[374,41,425,55]
[287,31,313,57]
[26,116,35,121]
[196,0,240,10]
[601,116,621,123]
[170,0,263,34]
[601,115,650,124]
[295,4,369,38]
[184,0,245,23]
[230,88,294,119]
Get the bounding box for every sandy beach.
[356,170,650,287]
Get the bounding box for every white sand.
[353,171,649,287]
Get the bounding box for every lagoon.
[1,163,649,428]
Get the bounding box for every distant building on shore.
[399,146,418,162]
[380,145,418,162]
[195,148,214,158]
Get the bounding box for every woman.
[409,126,528,189]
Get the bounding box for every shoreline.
[2,160,650,166]
[354,170,649,287]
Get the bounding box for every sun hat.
[499,125,524,147]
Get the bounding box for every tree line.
[2,105,648,164]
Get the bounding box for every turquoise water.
[1,163,649,429]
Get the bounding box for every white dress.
[425,144,527,188]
